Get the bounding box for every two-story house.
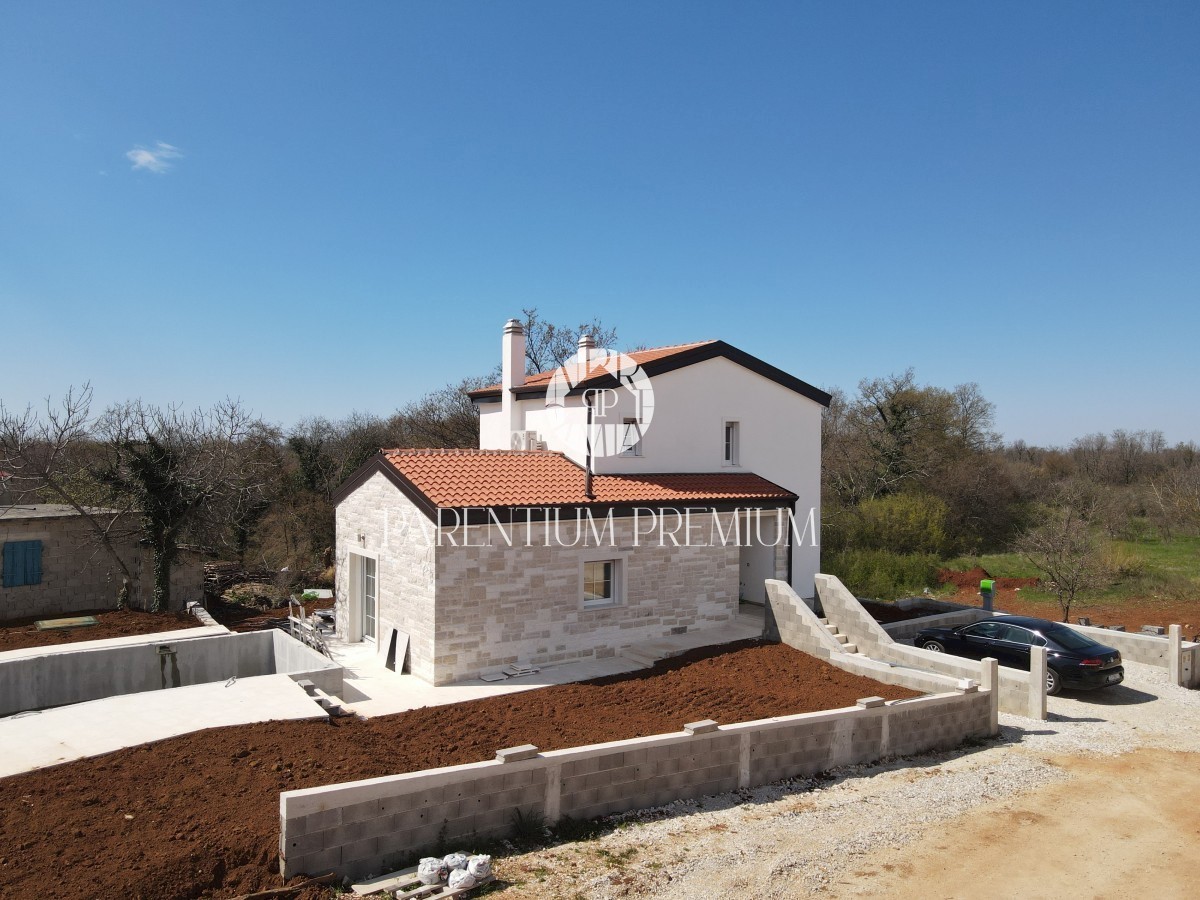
[332,319,829,684]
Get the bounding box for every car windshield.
[1042,625,1099,651]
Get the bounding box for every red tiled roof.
[468,341,717,397]
[380,448,795,508]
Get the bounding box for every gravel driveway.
[488,661,1200,898]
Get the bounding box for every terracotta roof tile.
[380,448,794,508]
[471,340,717,396]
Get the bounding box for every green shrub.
[823,549,943,601]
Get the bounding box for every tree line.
[4,321,1196,619]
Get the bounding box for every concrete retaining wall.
[279,688,993,879]
[763,581,987,697]
[0,628,341,716]
[882,608,991,642]
[810,575,1043,718]
[873,598,1199,689]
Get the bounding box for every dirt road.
[490,661,1200,899]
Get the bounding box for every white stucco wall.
[477,356,823,598]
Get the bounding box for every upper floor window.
[723,421,740,466]
[620,418,643,457]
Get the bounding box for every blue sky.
[3,2,1198,446]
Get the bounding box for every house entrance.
[349,551,378,643]
[739,513,777,605]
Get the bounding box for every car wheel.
[1046,668,1062,696]
[921,640,945,653]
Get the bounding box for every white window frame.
[722,419,740,467]
[579,552,627,610]
[619,417,643,457]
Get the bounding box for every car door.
[994,624,1037,669]
[954,621,1009,660]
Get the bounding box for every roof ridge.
[382,448,561,457]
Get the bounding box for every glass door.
[363,556,377,642]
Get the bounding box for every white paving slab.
[0,673,326,777]
[325,606,767,717]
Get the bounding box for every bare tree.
[93,398,279,611]
[0,385,140,606]
[1013,485,1108,623]
[520,308,619,373]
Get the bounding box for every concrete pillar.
[738,732,752,789]
[1029,646,1048,720]
[979,657,1000,736]
[1168,625,1182,686]
[544,762,562,824]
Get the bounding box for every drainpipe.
[584,393,595,500]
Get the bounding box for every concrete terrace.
[327,604,767,717]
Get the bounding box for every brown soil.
[0,609,201,652]
[860,601,928,624]
[937,566,1039,592]
[0,641,917,900]
[941,584,1200,635]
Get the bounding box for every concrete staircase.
[295,679,350,716]
[819,616,861,655]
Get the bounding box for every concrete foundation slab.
[0,673,326,778]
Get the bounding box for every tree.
[1012,486,1108,623]
[520,308,619,373]
[92,398,279,611]
[0,385,141,606]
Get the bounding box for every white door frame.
[347,549,380,643]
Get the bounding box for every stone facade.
[0,508,203,621]
[334,472,437,681]
[433,517,741,684]
[334,475,756,684]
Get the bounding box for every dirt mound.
[0,609,201,653]
[0,641,917,900]
[938,568,1039,591]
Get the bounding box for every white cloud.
[126,141,183,174]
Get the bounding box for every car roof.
[987,615,1062,630]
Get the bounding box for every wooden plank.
[34,616,99,631]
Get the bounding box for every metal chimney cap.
[504,318,524,334]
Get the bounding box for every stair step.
[819,618,830,625]
[843,643,858,654]
[835,633,850,644]
[824,624,839,633]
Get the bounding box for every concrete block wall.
[763,580,981,697]
[279,688,992,880]
[811,575,1041,718]
[882,608,991,642]
[433,517,739,684]
[0,628,342,715]
[0,514,136,620]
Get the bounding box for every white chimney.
[502,318,526,444]
[577,333,595,367]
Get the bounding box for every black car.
[914,615,1123,695]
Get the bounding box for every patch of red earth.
[940,585,1195,633]
[937,567,1039,592]
[209,599,334,633]
[0,609,201,652]
[860,600,930,624]
[0,641,917,900]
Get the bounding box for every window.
[2,540,43,588]
[583,560,619,608]
[619,418,643,457]
[963,621,1006,640]
[723,421,740,466]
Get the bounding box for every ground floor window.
[2,540,42,587]
[583,559,619,608]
